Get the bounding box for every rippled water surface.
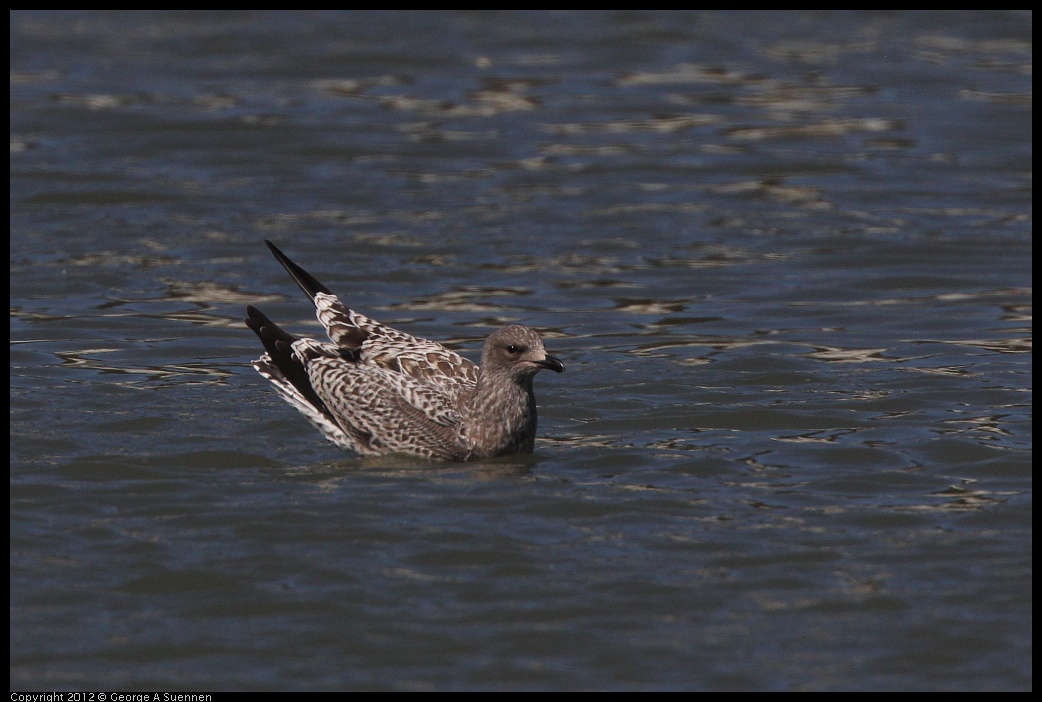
[11,10,1031,691]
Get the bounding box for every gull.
[245,241,564,460]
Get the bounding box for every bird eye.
[506,345,519,354]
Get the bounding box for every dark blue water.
[11,10,1031,691]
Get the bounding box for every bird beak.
[535,354,565,373]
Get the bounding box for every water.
[10,10,1031,691]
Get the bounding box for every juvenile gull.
[245,240,564,461]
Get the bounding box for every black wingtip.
[244,305,264,334]
[245,304,298,350]
[244,302,336,425]
[264,240,333,300]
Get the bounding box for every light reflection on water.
[11,10,1030,691]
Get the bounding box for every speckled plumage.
[245,241,564,460]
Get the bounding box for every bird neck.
[461,370,539,456]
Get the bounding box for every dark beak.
[535,354,565,373]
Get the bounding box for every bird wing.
[313,292,479,393]
[296,338,468,460]
[262,239,479,397]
